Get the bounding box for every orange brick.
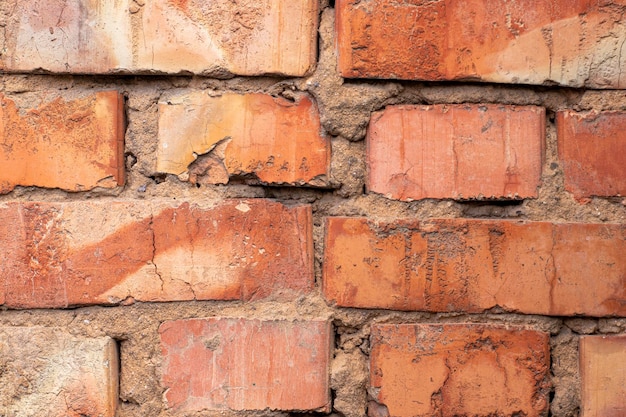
[336,0,626,88]
[580,335,626,417]
[0,327,118,417]
[323,217,626,317]
[370,324,550,417]
[1,0,318,76]
[557,110,626,199]
[157,92,330,186]
[367,104,544,200]
[160,318,331,412]
[0,200,313,308]
[0,91,124,193]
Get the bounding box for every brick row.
[323,217,626,317]
[0,200,313,308]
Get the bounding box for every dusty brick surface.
[0,0,318,76]
[336,0,626,88]
[0,327,118,417]
[0,200,313,308]
[367,104,545,200]
[157,92,330,186]
[159,318,331,412]
[0,90,124,193]
[324,217,626,316]
[557,110,626,199]
[369,324,550,417]
[580,335,626,417]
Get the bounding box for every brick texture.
[557,110,626,199]
[367,104,545,200]
[0,90,124,193]
[0,0,318,76]
[323,217,626,317]
[0,327,117,417]
[580,335,626,417]
[159,318,331,412]
[369,324,550,417]
[157,92,330,186]
[0,200,313,308]
[336,0,626,88]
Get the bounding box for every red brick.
[336,0,626,88]
[1,0,318,76]
[0,91,124,193]
[159,318,331,412]
[580,335,626,417]
[323,217,626,317]
[370,324,550,417]
[157,92,330,186]
[0,200,313,308]
[557,110,626,199]
[367,104,545,200]
[0,327,118,417]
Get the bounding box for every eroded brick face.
[367,104,545,200]
[580,335,626,417]
[336,0,626,88]
[0,327,118,417]
[323,217,626,317]
[369,324,550,417]
[0,91,124,193]
[159,318,331,412]
[557,110,626,199]
[156,92,330,186]
[1,0,318,76]
[0,200,313,308]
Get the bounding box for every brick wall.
[1,1,625,416]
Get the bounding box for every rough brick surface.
[0,200,313,308]
[160,318,331,412]
[0,90,124,193]
[336,0,626,88]
[369,324,550,417]
[557,110,626,199]
[0,0,318,76]
[157,92,330,186]
[0,327,118,417]
[580,335,626,417]
[324,217,626,316]
[367,104,545,200]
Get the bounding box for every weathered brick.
[159,318,331,412]
[0,200,313,308]
[1,0,318,76]
[580,335,626,417]
[370,324,550,417]
[0,327,118,417]
[157,92,330,186]
[367,104,544,200]
[323,217,626,316]
[336,0,626,88]
[0,90,124,193]
[557,110,626,199]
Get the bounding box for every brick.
[336,0,626,88]
[157,92,330,186]
[1,0,318,76]
[159,318,331,412]
[367,104,544,200]
[0,327,117,417]
[580,335,626,417]
[0,91,124,193]
[0,200,313,308]
[557,110,626,199]
[323,217,626,317]
[370,324,550,417]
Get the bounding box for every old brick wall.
[0,1,625,416]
